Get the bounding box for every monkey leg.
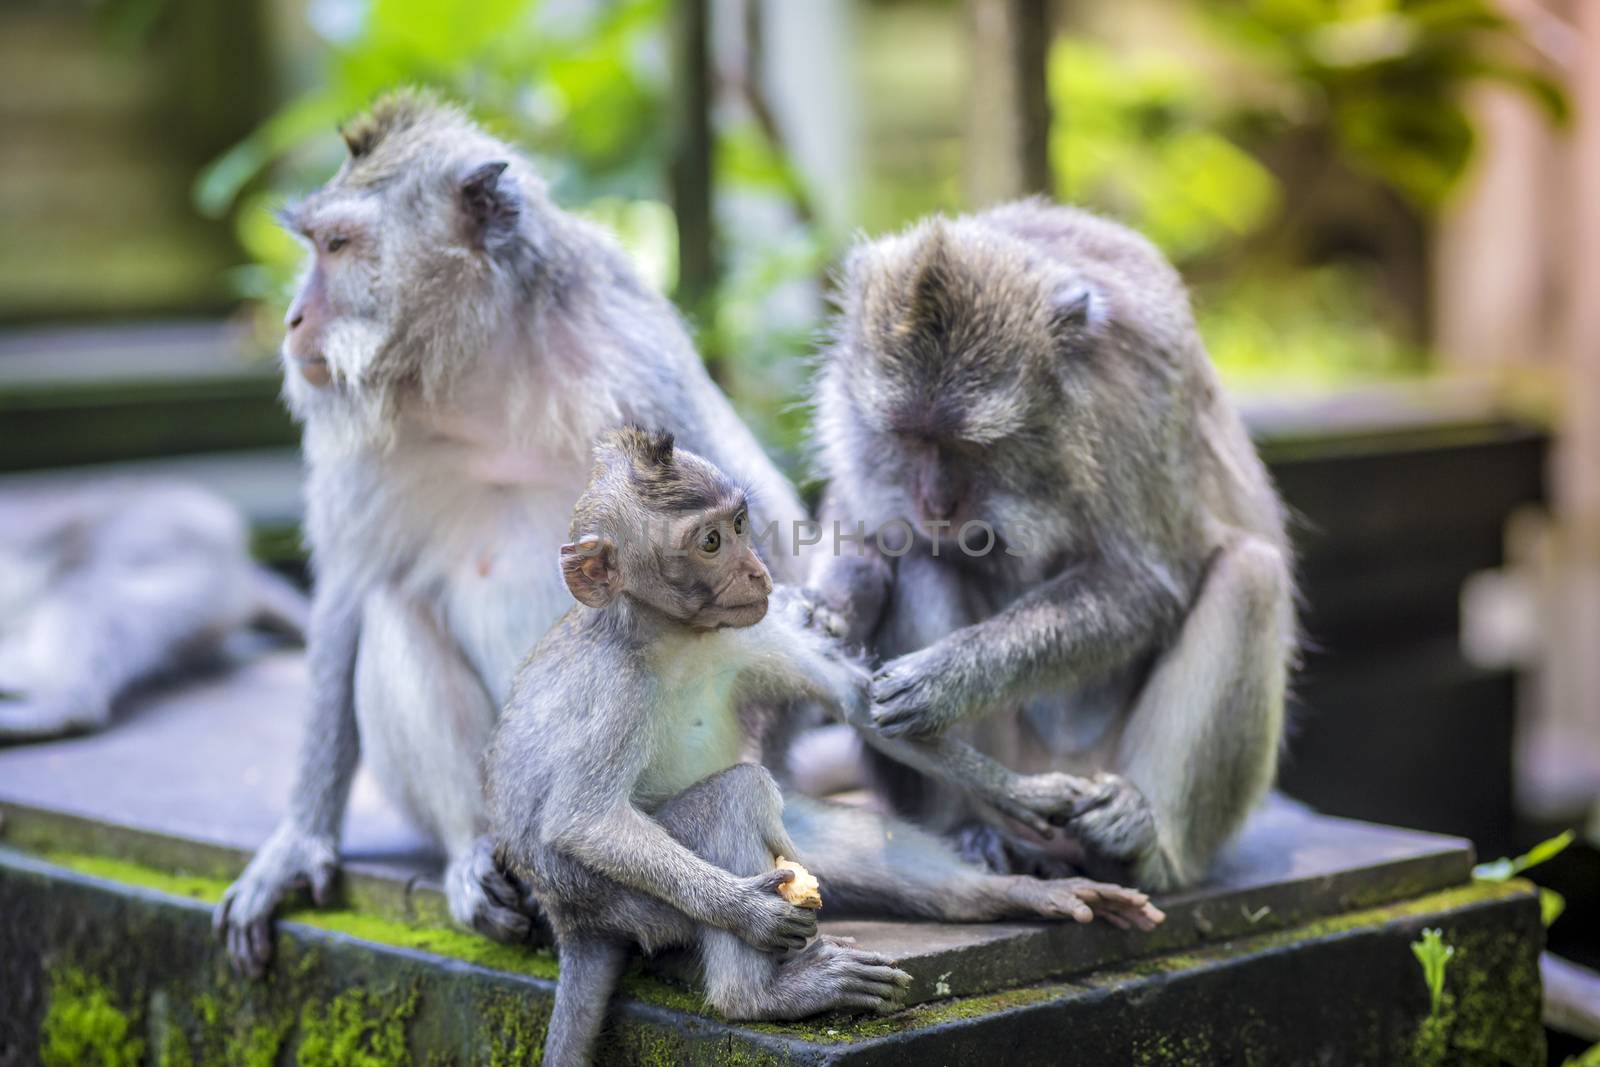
[661,765,911,1021]
[0,491,254,741]
[540,764,907,1050]
[1093,535,1291,891]
[783,794,1161,930]
[353,585,532,941]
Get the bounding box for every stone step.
[0,846,1543,1065]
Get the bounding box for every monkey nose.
[749,567,773,595]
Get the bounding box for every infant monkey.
[488,428,1161,1065]
[487,427,907,1064]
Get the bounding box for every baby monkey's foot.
[1006,874,1165,932]
[451,835,541,944]
[769,935,912,1019]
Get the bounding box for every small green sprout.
[1411,927,1454,1017]
[1474,829,1574,928]
[1473,829,1574,882]
[1563,1039,1600,1067]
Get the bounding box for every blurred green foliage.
[204,0,1568,422]
[1207,0,1567,209]
[1052,0,1565,387]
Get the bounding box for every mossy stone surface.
[0,845,1543,1065]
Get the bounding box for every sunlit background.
[5,0,1600,1052]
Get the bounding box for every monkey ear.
[459,161,519,247]
[1050,282,1105,340]
[560,536,619,609]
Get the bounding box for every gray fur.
[808,200,1295,890]
[214,89,811,977]
[0,480,306,741]
[489,430,1159,1066]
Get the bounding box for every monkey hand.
[991,771,1109,839]
[1058,773,1159,868]
[771,584,850,642]
[869,644,975,739]
[447,836,541,944]
[733,869,819,954]
[214,823,339,979]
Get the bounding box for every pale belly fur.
[634,627,753,810]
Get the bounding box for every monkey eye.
[732,511,746,536]
[325,235,348,254]
[699,528,721,555]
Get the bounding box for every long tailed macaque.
[214,91,815,976]
[807,201,1295,891]
[0,480,306,741]
[488,428,1161,1066]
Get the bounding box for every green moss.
[39,969,145,1067]
[292,907,560,981]
[43,851,228,904]
[296,985,418,1067]
[480,989,549,1067]
[1408,921,1544,1066]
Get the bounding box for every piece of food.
[773,856,823,909]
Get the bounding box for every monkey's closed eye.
[325,235,348,254]
[700,528,721,554]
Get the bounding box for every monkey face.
[274,92,536,428]
[562,429,774,629]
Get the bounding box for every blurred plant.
[1473,828,1573,927]
[1205,0,1568,210]
[1051,0,1569,388]
[1197,264,1426,388]
[1049,38,1281,263]
[1566,1041,1600,1067]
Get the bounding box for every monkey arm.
[283,575,365,838]
[215,574,363,977]
[871,553,1186,739]
[549,802,762,931]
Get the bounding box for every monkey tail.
[249,565,310,642]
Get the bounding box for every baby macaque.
[488,427,1161,1065]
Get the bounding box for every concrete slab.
[0,651,1480,1007]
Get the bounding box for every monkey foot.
[1007,875,1165,932]
[452,835,541,944]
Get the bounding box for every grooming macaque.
[809,200,1294,891]
[488,428,1161,1066]
[214,91,815,976]
[0,480,306,741]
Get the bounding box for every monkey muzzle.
[292,353,333,387]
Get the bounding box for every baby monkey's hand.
[734,868,819,954]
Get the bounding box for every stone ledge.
[0,846,1544,1065]
[0,651,1480,1005]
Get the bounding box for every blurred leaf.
[1541,887,1568,928]
[1474,829,1575,881]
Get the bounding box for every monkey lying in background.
[808,200,1294,891]
[0,480,306,742]
[489,427,1161,1066]
[215,90,816,976]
